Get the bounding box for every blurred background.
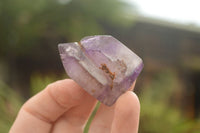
[0,0,200,132]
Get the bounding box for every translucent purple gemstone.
[58,35,143,106]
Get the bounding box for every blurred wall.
[105,16,200,118]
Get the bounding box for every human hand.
[10,79,140,133]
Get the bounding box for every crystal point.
[58,35,143,106]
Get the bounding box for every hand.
[10,79,140,133]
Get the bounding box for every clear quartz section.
[58,35,143,106]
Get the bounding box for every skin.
[9,79,140,133]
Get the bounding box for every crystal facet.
[58,35,143,106]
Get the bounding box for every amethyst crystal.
[58,35,143,106]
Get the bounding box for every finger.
[10,79,88,133]
[52,90,97,133]
[89,82,136,133]
[111,91,140,133]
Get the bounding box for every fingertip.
[115,91,140,116]
[112,91,140,133]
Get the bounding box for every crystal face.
[58,35,143,106]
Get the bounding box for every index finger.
[10,79,88,133]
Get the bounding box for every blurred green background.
[1,0,200,132]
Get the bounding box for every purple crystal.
[58,35,143,106]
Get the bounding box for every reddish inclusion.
[99,64,116,90]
